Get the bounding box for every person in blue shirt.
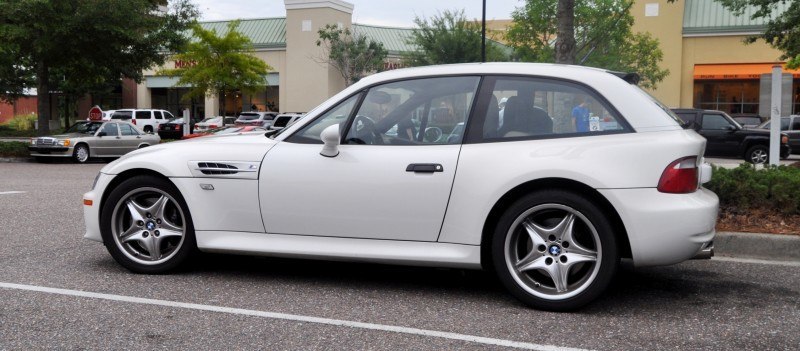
[572,98,591,133]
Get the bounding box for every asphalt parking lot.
[1,161,799,350]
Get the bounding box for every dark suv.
[671,108,790,164]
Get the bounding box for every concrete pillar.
[205,94,220,118]
[759,73,793,118]
[136,82,151,109]
[284,0,353,112]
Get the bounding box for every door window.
[120,124,139,136]
[100,123,119,136]
[701,114,733,130]
[469,76,628,142]
[344,76,480,145]
[288,94,361,143]
[155,111,164,120]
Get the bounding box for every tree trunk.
[36,61,50,136]
[220,89,226,118]
[555,0,576,65]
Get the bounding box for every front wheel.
[100,175,196,273]
[73,144,90,163]
[492,190,618,311]
[745,144,768,164]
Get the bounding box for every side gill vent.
[197,162,239,175]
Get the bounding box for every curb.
[0,157,31,163]
[715,231,800,261]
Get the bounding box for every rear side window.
[101,123,119,136]
[136,111,152,119]
[111,111,132,120]
[120,124,139,136]
[154,111,164,119]
[468,76,630,142]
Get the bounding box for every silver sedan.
[29,121,160,163]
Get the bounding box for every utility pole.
[481,0,486,63]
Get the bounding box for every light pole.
[481,0,486,63]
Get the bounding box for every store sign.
[383,61,405,71]
[175,60,197,68]
[88,106,103,121]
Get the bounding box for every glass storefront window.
[693,80,760,114]
[793,81,799,115]
[151,88,204,120]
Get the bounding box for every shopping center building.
[631,0,799,116]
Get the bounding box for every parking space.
[1,162,799,350]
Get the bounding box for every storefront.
[692,63,800,116]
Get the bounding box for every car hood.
[745,128,789,137]
[47,132,89,139]
[101,132,278,177]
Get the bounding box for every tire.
[73,144,90,163]
[492,190,618,311]
[745,144,768,164]
[143,125,153,133]
[100,175,196,273]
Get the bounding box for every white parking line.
[0,191,26,195]
[713,256,800,267]
[0,282,589,351]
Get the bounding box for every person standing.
[572,98,591,133]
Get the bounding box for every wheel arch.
[479,177,632,269]
[73,141,90,156]
[99,168,175,220]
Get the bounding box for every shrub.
[4,114,37,130]
[0,141,30,157]
[706,164,800,215]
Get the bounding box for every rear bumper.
[599,187,718,267]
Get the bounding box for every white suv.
[111,109,175,133]
[234,112,278,128]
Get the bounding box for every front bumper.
[83,173,115,243]
[598,187,718,267]
[29,146,72,156]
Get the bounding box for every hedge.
[705,164,800,215]
[0,141,30,157]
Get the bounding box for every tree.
[507,0,669,89]
[555,0,576,64]
[0,0,198,135]
[160,21,272,118]
[405,10,509,66]
[670,0,800,69]
[315,24,387,86]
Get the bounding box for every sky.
[192,0,521,27]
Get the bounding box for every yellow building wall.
[680,36,784,108]
[631,0,685,107]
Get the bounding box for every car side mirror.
[725,125,736,132]
[97,131,107,137]
[319,124,340,157]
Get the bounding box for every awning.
[145,73,280,88]
[694,63,800,80]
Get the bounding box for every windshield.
[758,118,790,130]
[238,113,261,120]
[66,122,103,134]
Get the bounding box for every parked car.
[267,113,304,131]
[30,120,159,163]
[84,63,718,311]
[111,109,175,134]
[671,108,791,163]
[755,115,800,153]
[157,117,202,139]
[731,114,763,128]
[234,111,278,128]
[183,126,267,139]
[195,116,237,132]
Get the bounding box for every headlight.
[57,139,71,146]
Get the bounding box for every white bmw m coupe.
[83,63,718,311]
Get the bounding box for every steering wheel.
[424,127,443,143]
[350,115,383,144]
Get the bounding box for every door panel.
[700,114,738,156]
[259,143,460,241]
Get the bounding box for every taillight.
[132,119,136,125]
[658,156,698,194]
[209,124,217,128]
[176,124,181,130]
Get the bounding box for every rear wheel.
[73,144,90,163]
[745,144,768,164]
[100,175,196,273]
[143,125,153,133]
[492,190,618,311]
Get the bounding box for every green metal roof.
[352,24,416,55]
[683,0,791,35]
[199,18,286,49]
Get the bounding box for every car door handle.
[406,163,443,173]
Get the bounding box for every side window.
[136,111,152,119]
[780,118,790,131]
[474,77,628,141]
[154,111,164,120]
[101,123,119,136]
[164,111,175,120]
[792,118,800,131]
[676,113,696,124]
[120,124,139,136]
[701,114,733,130]
[287,94,361,144]
[344,76,480,145]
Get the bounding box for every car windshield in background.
[239,113,260,120]
[758,118,790,130]
[66,122,103,134]
[167,118,184,124]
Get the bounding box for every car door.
[260,76,481,241]
[788,117,800,150]
[118,123,143,153]
[699,113,739,156]
[94,122,121,156]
